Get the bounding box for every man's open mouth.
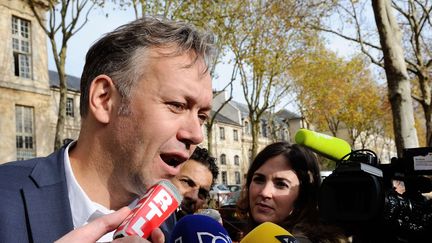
[160,154,185,167]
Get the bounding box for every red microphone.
[114,180,182,239]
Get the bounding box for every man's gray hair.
[79,16,216,117]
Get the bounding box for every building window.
[15,105,35,160]
[219,127,225,140]
[12,16,32,79]
[221,171,227,185]
[233,129,238,141]
[234,155,239,165]
[220,154,226,165]
[66,97,74,117]
[235,171,241,184]
[244,121,250,135]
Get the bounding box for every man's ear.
[88,75,117,124]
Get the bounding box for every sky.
[47,3,359,111]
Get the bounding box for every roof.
[230,100,249,117]
[276,109,302,120]
[49,70,81,92]
[212,111,241,126]
[230,100,301,122]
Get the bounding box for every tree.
[341,56,386,149]
[372,0,419,155]
[291,44,349,138]
[370,89,395,162]
[291,42,387,153]
[223,1,331,157]
[27,0,101,150]
[314,0,425,155]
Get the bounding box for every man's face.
[109,47,212,196]
[172,159,213,214]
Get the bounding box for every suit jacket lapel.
[23,147,74,242]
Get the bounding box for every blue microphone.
[169,214,232,243]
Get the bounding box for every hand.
[55,207,165,243]
[112,228,165,243]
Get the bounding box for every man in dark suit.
[0,16,216,243]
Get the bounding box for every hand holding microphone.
[114,180,183,239]
[240,222,297,243]
[55,207,165,243]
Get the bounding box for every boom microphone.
[240,222,297,243]
[114,180,182,239]
[295,128,351,161]
[169,214,232,243]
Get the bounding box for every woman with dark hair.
[237,142,347,243]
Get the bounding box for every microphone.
[169,214,232,243]
[295,128,351,161]
[114,180,182,239]
[240,222,297,243]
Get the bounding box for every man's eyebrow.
[185,95,212,112]
[200,105,211,113]
[181,176,197,187]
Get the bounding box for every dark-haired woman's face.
[249,155,300,225]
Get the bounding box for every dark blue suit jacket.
[0,147,73,243]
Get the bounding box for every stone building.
[0,0,80,163]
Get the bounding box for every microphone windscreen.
[295,128,351,161]
[169,214,232,243]
[240,222,297,243]
[114,180,182,239]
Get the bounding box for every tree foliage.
[291,43,388,149]
[220,0,332,157]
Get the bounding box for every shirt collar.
[63,141,114,228]
[64,142,140,241]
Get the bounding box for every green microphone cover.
[295,128,351,161]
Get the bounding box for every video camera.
[295,129,432,243]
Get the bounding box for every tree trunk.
[54,56,67,150]
[251,119,260,158]
[422,101,432,146]
[417,72,432,146]
[206,123,214,155]
[371,0,418,156]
